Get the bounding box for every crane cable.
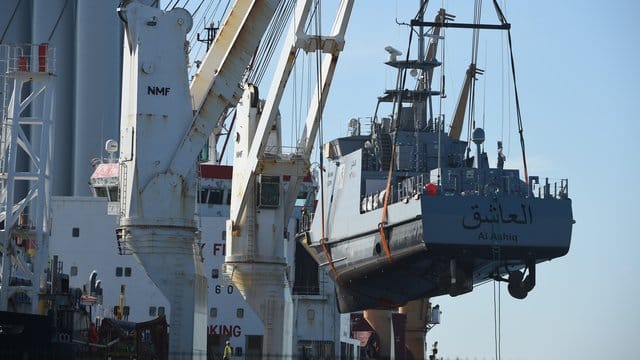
[310,0,337,277]
[248,0,295,85]
[164,0,179,11]
[47,0,70,43]
[493,275,502,360]
[378,22,417,264]
[492,0,528,181]
[490,198,504,360]
[187,0,228,58]
[0,0,22,44]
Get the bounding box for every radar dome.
[105,139,118,153]
[472,128,485,145]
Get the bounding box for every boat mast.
[415,0,426,171]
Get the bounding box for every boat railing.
[396,174,427,202]
[529,176,569,200]
[0,43,56,75]
[360,174,426,213]
[360,173,569,213]
[408,172,569,202]
[263,144,306,158]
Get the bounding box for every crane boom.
[282,1,354,224]
[425,9,454,89]
[170,0,279,174]
[449,63,483,140]
[229,0,354,227]
[223,0,354,357]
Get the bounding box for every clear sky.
[183,0,639,359]
[315,1,639,359]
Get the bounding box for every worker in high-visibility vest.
[223,340,233,360]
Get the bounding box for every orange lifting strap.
[378,143,395,263]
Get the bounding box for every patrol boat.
[298,4,574,313]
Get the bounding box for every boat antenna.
[415,1,426,170]
[417,0,427,62]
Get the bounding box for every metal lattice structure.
[0,43,55,313]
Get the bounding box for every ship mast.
[0,44,55,314]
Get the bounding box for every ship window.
[149,306,156,317]
[158,306,165,316]
[199,189,208,204]
[226,191,231,205]
[124,267,132,277]
[72,227,80,237]
[123,306,130,317]
[108,186,119,202]
[221,230,226,241]
[211,269,219,279]
[200,189,225,204]
[209,189,223,204]
[210,307,217,317]
[70,266,78,276]
[258,176,280,208]
[94,187,108,198]
[236,308,244,318]
[115,267,123,277]
[235,347,243,356]
[295,191,309,207]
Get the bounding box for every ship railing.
[359,174,569,214]
[529,176,569,200]
[0,43,56,75]
[263,144,306,158]
[439,173,569,199]
[360,174,426,213]
[1,44,56,173]
[396,174,427,202]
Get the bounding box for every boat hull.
[302,193,573,312]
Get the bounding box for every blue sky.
[315,1,639,359]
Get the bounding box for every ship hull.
[302,193,572,312]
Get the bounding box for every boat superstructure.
[300,3,574,313]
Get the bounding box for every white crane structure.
[0,43,55,314]
[115,0,278,357]
[116,0,355,356]
[224,0,353,357]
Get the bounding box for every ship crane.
[115,0,354,357]
[115,1,279,357]
[224,0,353,357]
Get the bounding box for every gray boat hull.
[300,192,572,312]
